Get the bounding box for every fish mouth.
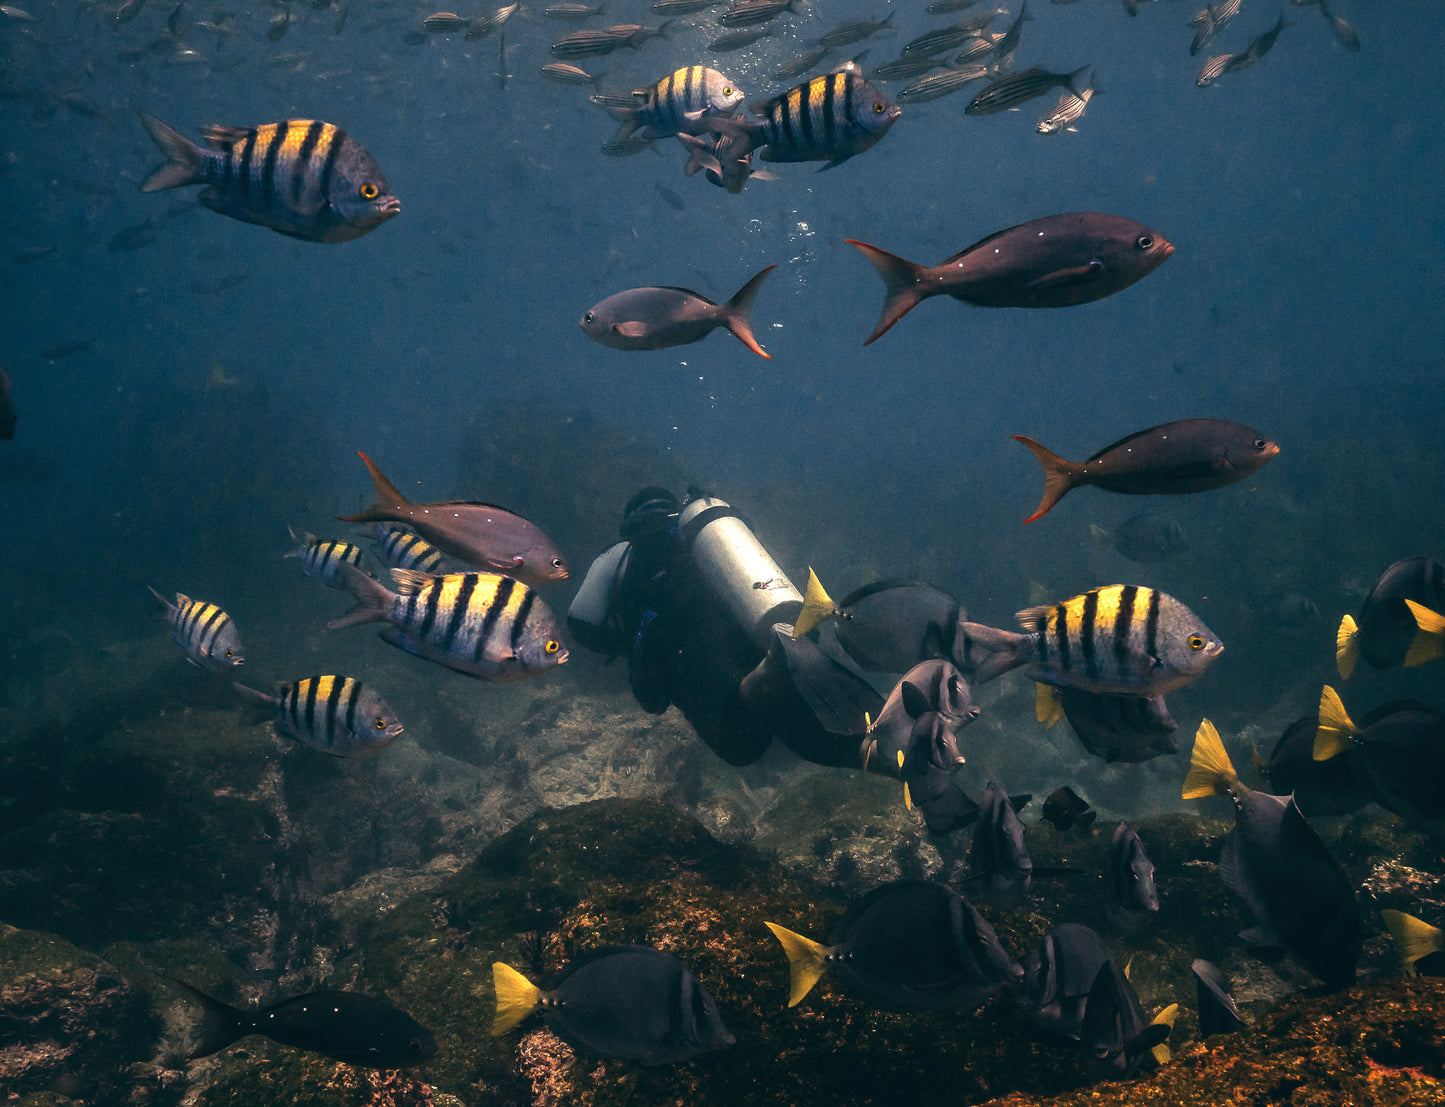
[379,197,401,218]
[1160,240,1176,258]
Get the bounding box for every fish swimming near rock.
[233,675,404,758]
[0,366,14,439]
[1191,958,1247,1034]
[707,70,900,169]
[1104,821,1159,932]
[580,266,776,357]
[1182,719,1364,990]
[138,113,399,243]
[339,452,567,586]
[861,660,977,807]
[285,527,368,589]
[1261,713,1370,816]
[1041,785,1094,832]
[1036,684,1180,763]
[1336,558,1445,677]
[968,584,1222,697]
[1012,418,1279,523]
[330,564,568,682]
[764,880,1022,1011]
[968,782,1033,898]
[177,980,437,1067]
[148,587,244,669]
[1380,910,1445,977]
[492,945,734,1063]
[847,212,1174,345]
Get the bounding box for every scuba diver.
[567,487,985,832]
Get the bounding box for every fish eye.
[1136,234,1154,249]
[408,1039,425,1053]
[359,183,379,201]
[1188,635,1206,650]
[552,557,563,568]
[872,101,885,114]
[583,312,594,324]
[374,716,387,729]
[224,649,234,658]
[545,640,560,654]
[1253,438,1267,450]
[723,86,733,96]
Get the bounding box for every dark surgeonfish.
[1404,599,1445,670]
[177,980,438,1068]
[1041,785,1094,832]
[340,452,567,585]
[964,65,1090,115]
[1262,714,1370,816]
[1336,558,1445,677]
[1012,418,1279,524]
[579,266,776,358]
[1183,720,1364,991]
[138,114,399,243]
[1080,956,1175,1076]
[968,783,1032,898]
[234,675,404,758]
[1036,684,1180,763]
[0,366,13,439]
[148,587,245,670]
[1191,958,1247,1035]
[847,212,1174,345]
[1104,821,1159,933]
[861,662,977,808]
[1316,687,1445,841]
[1380,910,1445,977]
[492,945,734,1064]
[708,69,900,169]
[764,880,1022,1011]
[1093,513,1188,563]
[968,585,1222,697]
[331,565,568,683]
[286,527,368,589]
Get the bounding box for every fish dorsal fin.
[198,123,250,150]
[763,922,833,1007]
[390,567,435,595]
[900,680,930,719]
[1335,613,1359,679]
[1015,602,1053,634]
[1313,685,1356,760]
[491,962,543,1035]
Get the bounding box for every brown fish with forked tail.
[339,453,568,585]
[1011,418,1279,524]
[580,266,776,357]
[846,212,1174,345]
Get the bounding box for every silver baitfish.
[286,527,368,588]
[541,62,604,85]
[234,675,403,758]
[422,11,468,32]
[149,587,244,669]
[717,0,801,27]
[365,522,448,575]
[330,565,569,683]
[1036,82,1095,133]
[545,1,605,17]
[138,113,399,243]
[965,65,1090,115]
[818,12,893,48]
[707,26,773,50]
[550,22,668,58]
[897,63,990,103]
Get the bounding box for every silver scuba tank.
[678,495,803,650]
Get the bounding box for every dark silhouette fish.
[492,945,734,1063]
[1183,720,1364,991]
[1037,684,1180,763]
[1012,417,1279,523]
[1096,512,1188,563]
[580,266,775,357]
[1336,558,1445,677]
[1191,959,1247,1034]
[765,880,1022,1011]
[0,366,14,439]
[177,980,438,1068]
[339,452,567,585]
[968,782,1032,898]
[1263,714,1370,815]
[861,660,977,808]
[847,212,1174,345]
[1103,821,1159,931]
[1041,785,1093,832]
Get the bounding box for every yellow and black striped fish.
[148,587,244,670]
[968,585,1222,696]
[286,528,368,589]
[138,113,399,243]
[234,675,403,758]
[366,522,448,575]
[628,66,744,139]
[717,69,899,168]
[330,566,568,683]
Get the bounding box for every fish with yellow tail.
[1182,719,1363,991]
[137,113,398,243]
[1335,558,1445,677]
[1405,598,1445,668]
[1380,910,1444,977]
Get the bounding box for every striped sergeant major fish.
[711,69,900,169]
[330,565,568,683]
[234,675,403,758]
[366,522,449,575]
[964,584,1223,697]
[626,66,744,139]
[148,587,244,669]
[137,113,399,243]
[286,527,368,589]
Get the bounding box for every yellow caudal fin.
[1404,599,1445,667]
[1035,682,1063,727]
[902,779,913,811]
[1182,719,1237,799]
[1335,613,1359,679]
[1380,909,1444,976]
[792,568,835,638]
[764,922,833,1007]
[1148,1003,1179,1065]
[1313,685,1358,761]
[491,962,543,1036]
[1250,740,1267,791]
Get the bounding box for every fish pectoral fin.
[612,321,650,338]
[1025,260,1106,289]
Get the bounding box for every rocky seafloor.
[1,629,1443,1107]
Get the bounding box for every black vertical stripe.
[324,675,344,748]
[510,589,537,650]
[237,128,258,199]
[261,120,288,206]
[1080,589,1099,683]
[820,73,838,149]
[200,609,229,656]
[1053,603,1070,674]
[797,83,817,152]
[286,683,300,731]
[1113,585,1138,672]
[442,573,478,654]
[294,120,324,204]
[344,678,362,737]
[317,126,344,203]
[474,576,515,663]
[303,678,321,739]
[317,542,336,577]
[1145,588,1161,661]
[404,579,420,624]
[417,578,443,639]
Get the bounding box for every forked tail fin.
[723,265,777,359]
[845,239,931,346]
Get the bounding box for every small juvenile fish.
[651,0,714,11]
[897,63,989,103]
[234,675,404,757]
[1012,418,1277,523]
[545,1,604,17]
[902,21,988,56]
[422,11,468,32]
[178,981,436,1066]
[707,26,773,50]
[138,113,399,243]
[927,0,979,10]
[541,61,604,85]
[818,12,893,48]
[581,266,776,357]
[285,527,367,588]
[1189,0,1240,56]
[149,587,244,669]
[1195,52,1241,86]
[466,2,517,39]
[966,65,1089,114]
[551,22,666,57]
[1036,82,1095,133]
[717,0,800,26]
[869,55,949,82]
